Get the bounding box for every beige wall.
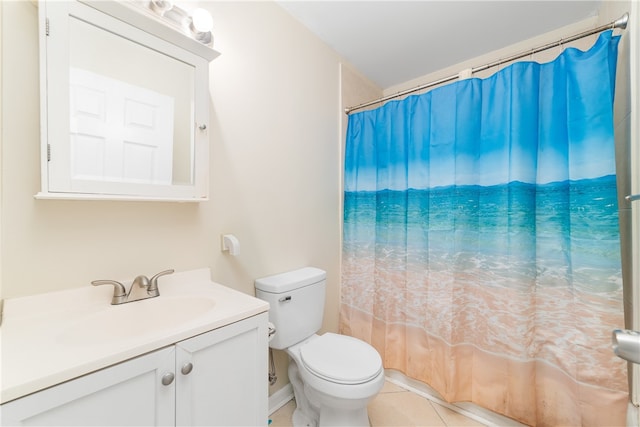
[0,0,348,396]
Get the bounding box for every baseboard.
[268,383,294,416]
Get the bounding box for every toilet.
[255,267,384,427]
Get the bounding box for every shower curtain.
[341,31,627,426]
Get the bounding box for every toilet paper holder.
[221,234,240,256]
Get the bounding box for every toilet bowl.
[287,333,385,426]
[255,268,384,427]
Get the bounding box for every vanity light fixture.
[146,0,214,47]
[149,0,173,15]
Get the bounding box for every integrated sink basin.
[58,296,216,345]
[1,268,270,405]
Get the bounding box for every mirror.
[37,1,219,201]
[69,16,194,186]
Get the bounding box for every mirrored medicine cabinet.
[36,0,219,201]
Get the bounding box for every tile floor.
[269,380,488,427]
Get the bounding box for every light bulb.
[190,8,213,33]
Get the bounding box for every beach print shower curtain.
[342,31,627,426]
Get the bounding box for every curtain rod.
[345,12,629,115]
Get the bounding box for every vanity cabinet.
[1,313,268,426]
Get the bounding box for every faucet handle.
[148,269,175,297]
[91,280,127,305]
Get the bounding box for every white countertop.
[0,268,269,404]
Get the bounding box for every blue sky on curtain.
[341,31,626,426]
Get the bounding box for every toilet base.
[291,403,370,427]
[318,407,370,427]
[287,355,378,427]
[289,387,372,427]
[306,385,371,427]
[292,406,317,427]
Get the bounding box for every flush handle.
[278,295,292,303]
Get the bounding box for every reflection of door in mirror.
[70,68,175,185]
[68,14,194,187]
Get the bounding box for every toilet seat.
[300,333,382,385]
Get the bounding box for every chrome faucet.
[92,269,175,305]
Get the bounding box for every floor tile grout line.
[384,376,492,426]
[426,398,450,427]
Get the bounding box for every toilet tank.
[255,267,326,350]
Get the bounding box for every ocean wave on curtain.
[341,31,627,426]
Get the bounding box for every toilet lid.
[300,333,382,385]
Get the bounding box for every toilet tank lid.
[255,267,326,293]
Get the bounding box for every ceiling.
[277,1,602,89]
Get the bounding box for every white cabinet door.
[1,347,175,426]
[175,313,269,427]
